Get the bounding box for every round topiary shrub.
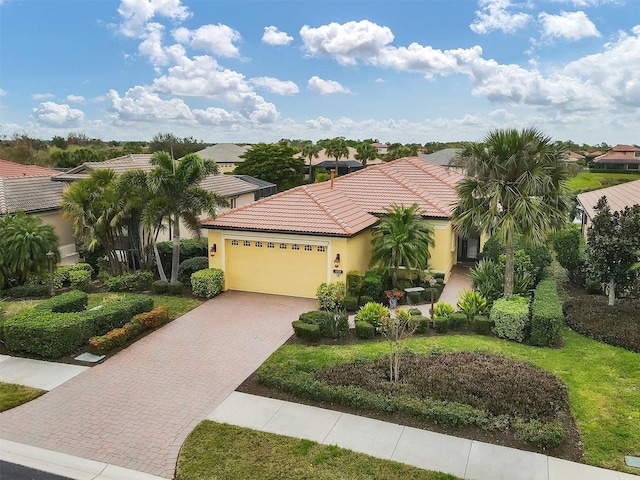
[168,281,184,295]
[355,320,375,339]
[178,256,209,286]
[152,280,169,294]
[448,312,468,330]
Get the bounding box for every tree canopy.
[235,143,304,191]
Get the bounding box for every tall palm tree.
[300,141,321,179]
[452,128,570,298]
[147,152,226,282]
[355,142,378,168]
[324,137,349,173]
[370,204,435,287]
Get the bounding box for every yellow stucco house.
[202,157,478,298]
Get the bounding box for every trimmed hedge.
[152,280,169,294]
[298,311,334,336]
[414,315,430,333]
[473,315,494,335]
[177,257,209,286]
[54,263,93,290]
[491,296,531,342]
[35,290,88,313]
[4,311,89,359]
[104,271,153,292]
[84,295,154,335]
[448,312,467,330]
[355,320,375,339]
[292,320,321,342]
[168,281,184,295]
[530,273,564,347]
[433,316,449,333]
[156,238,208,276]
[0,284,49,299]
[191,268,224,299]
[344,296,358,312]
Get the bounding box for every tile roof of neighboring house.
[611,144,640,152]
[203,157,466,236]
[593,151,640,163]
[576,179,640,220]
[53,154,260,200]
[566,151,585,160]
[202,182,378,237]
[0,159,63,214]
[371,142,387,148]
[417,149,462,167]
[0,159,59,177]
[194,144,250,164]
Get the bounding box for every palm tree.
[370,204,435,288]
[0,212,59,287]
[355,142,378,168]
[324,137,349,173]
[452,128,570,298]
[300,141,321,179]
[147,152,227,282]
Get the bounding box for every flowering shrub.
[384,289,404,300]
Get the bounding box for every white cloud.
[66,95,86,103]
[173,24,241,57]
[470,0,532,35]
[107,86,194,121]
[250,77,299,95]
[192,107,240,125]
[236,92,279,123]
[307,76,351,95]
[539,11,600,41]
[262,26,293,46]
[300,20,394,65]
[31,102,84,127]
[117,0,190,38]
[549,0,621,6]
[32,93,55,100]
[305,116,334,131]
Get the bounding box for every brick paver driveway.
[0,291,315,478]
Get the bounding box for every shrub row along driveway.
[0,291,315,478]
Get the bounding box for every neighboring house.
[202,157,479,298]
[418,149,464,173]
[194,143,251,173]
[297,147,383,179]
[372,142,388,155]
[0,159,77,264]
[232,175,277,200]
[313,160,365,177]
[565,151,585,164]
[52,154,262,239]
[576,178,640,239]
[592,144,640,170]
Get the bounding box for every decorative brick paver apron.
[0,291,314,478]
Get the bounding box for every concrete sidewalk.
[209,391,639,480]
[0,355,88,391]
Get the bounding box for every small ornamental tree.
[552,225,584,283]
[585,197,640,306]
[380,308,418,382]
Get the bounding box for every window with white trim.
[243,240,251,247]
[292,244,300,250]
[230,197,237,209]
[279,243,287,249]
[255,241,262,247]
[304,245,313,251]
[267,242,275,249]
[317,246,326,252]
[231,240,239,246]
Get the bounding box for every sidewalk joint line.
[463,440,474,479]
[321,411,343,445]
[389,425,406,461]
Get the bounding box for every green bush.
[4,311,89,358]
[1,284,50,299]
[54,263,94,289]
[360,271,384,301]
[456,290,488,321]
[448,312,467,330]
[346,271,363,297]
[407,291,422,305]
[344,296,358,312]
[168,281,184,295]
[83,295,154,335]
[433,316,449,333]
[359,295,373,306]
[355,320,375,339]
[68,269,92,291]
[316,282,346,311]
[156,238,208,275]
[408,308,422,316]
[177,256,209,286]
[152,280,169,294]
[36,290,88,313]
[433,301,454,318]
[530,273,564,347]
[414,315,430,333]
[292,320,321,342]
[299,311,334,334]
[191,268,224,299]
[421,287,439,303]
[491,296,531,342]
[355,302,389,331]
[513,418,565,450]
[104,271,153,292]
[473,315,494,335]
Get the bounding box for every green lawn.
[176,421,459,480]
[0,382,46,412]
[261,331,640,473]
[567,171,640,194]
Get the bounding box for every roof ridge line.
[303,184,354,235]
[407,157,462,190]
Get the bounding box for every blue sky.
[1,0,638,145]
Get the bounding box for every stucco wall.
[36,210,77,258]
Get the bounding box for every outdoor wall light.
[334,253,341,268]
[210,244,217,257]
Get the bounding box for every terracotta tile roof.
[203,157,466,236]
[577,179,640,220]
[593,151,640,163]
[611,144,640,152]
[332,157,465,218]
[0,159,58,177]
[202,182,378,237]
